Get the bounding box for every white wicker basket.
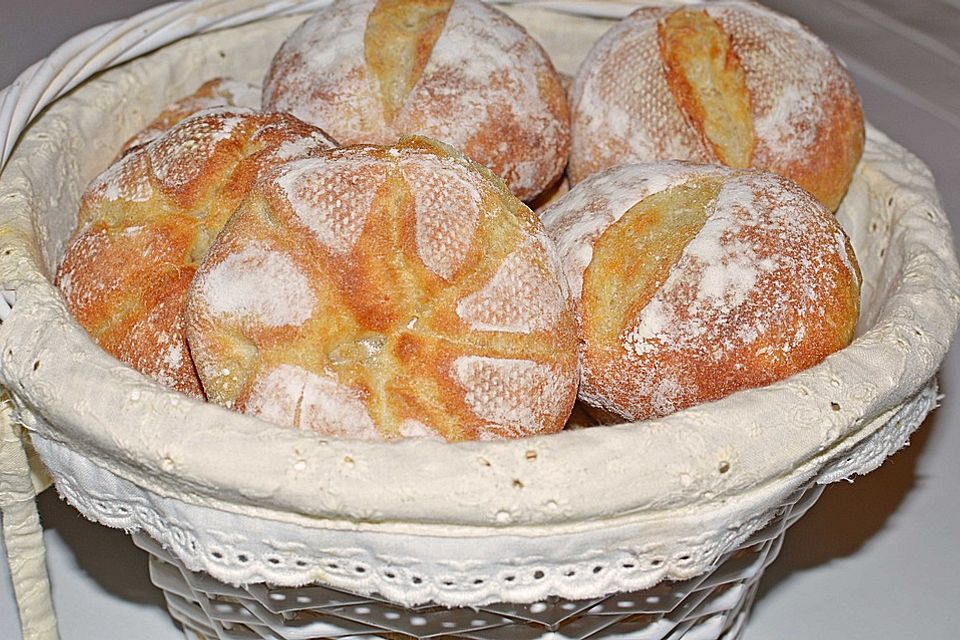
[129,481,826,640]
[0,1,958,639]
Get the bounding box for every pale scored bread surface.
[57,108,336,396]
[120,77,263,155]
[186,137,578,441]
[570,1,863,209]
[263,0,570,200]
[541,163,861,421]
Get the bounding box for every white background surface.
[1,1,959,638]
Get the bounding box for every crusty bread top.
[57,108,336,396]
[541,162,861,420]
[186,136,579,440]
[570,1,864,210]
[263,0,570,200]
[120,78,262,156]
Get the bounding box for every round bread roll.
[263,0,570,201]
[540,162,861,422]
[185,136,579,441]
[569,1,864,211]
[56,108,337,396]
[120,77,262,155]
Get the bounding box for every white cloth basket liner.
[0,0,957,630]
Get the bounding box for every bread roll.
[540,162,861,421]
[120,78,262,155]
[56,109,336,396]
[569,1,864,211]
[263,0,570,201]
[185,136,578,441]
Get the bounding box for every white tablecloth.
[1,1,958,638]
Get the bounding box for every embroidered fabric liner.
[30,380,937,606]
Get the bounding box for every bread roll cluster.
[57,0,865,439]
[56,109,336,396]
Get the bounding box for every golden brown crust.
[185,137,579,441]
[570,1,864,211]
[57,217,204,395]
[582,178,720,349]
[659,9,755,168]
[56,109,337,396]
[541,163,861,421]
[118,78,262,156]
[757,84,864,213]
[365,0,454,123]
[264,0,570,201]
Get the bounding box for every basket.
[130,481,825,640]
[0,1,958,639]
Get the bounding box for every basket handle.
[0,389,58,640]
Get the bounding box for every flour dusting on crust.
[264,0,568,199]
[199,242,315,327]
[713,2,848,164]
[274,131,338,161]
[569,0,861,202]
[541,162,720,300]
[275,156,387,256]
[90,150,153,203]
[456,234,567,333]
[265,0,384,142]
[614,171,858,417]
[246,364,381,439]
[570,7,708,181]
[453,356,569,439]
[401,155,482,280]
[187,140,578,440]
[400,0,568,198]
[122,78,262,152]
[148,110,248,190]
[61,110,338,399]
[543,161,858,420]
